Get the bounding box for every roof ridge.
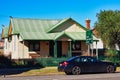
[11,17,62,21]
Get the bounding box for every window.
[28,41,40,51]
[8,36,12,42]
[81,58,87,62]
[72,41,81,50]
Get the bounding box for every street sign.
[86,30,93,44]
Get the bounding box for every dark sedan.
[58,56,116,75]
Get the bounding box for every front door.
[57,41,62,57]
[49,41,54,57]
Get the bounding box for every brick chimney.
[86,18,91,29]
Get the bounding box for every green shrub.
[34,57,69,67]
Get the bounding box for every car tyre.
[72,66,81,75]
[106,65,115,73]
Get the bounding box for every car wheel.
[106,65,115,73]
[72,66,81,75]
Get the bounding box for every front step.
[29,53,40,58]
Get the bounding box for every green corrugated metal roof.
[55,32,98,41]
[10,18,98,41]
[2,27,9,38]
[47,18,71,33]
[11,18,61,34]
[20,32,55,40]
[19,31,98,41]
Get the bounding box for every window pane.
[29,44,33,51]
[29,41,40,51]
[72,41,81,50]
[35,44,40,51]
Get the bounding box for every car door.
[93,61,106,72]
[79,57,93,73]
[87,57,105,73]
[86,57,96,72]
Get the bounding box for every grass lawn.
[11,67,120,76]
[14,67,64,76]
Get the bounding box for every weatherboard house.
[2,17,98,60]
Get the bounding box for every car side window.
[87,58,93,62]
[81,58,88,62]
[81,57,96,62]
[88,57,97,62]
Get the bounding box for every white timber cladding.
[8,39,12,57]
[18,40,29,59]
[65,24,85,32]
[65,22,85,32]
[3,38,9,56]
[18,40,22,59]
[93,38,103,49]
[11,35,19,59]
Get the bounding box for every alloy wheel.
[72,66,81,75]
[107,65,115,73]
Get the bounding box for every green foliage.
[95,10,120,49]
[12,59,42,68]
[99,49,120,66]
[34,57,69,67]
[105,49,119,57]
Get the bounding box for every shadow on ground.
[0,55,44,76]
[0,67,42,76]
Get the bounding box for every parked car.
[58,56,116,75]
[0,63,7,69]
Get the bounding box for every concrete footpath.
[0,67,120,77]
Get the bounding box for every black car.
[58,56,116,75]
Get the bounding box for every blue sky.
[0,0,120,33]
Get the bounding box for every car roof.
[74,56,95,58]
[67,56,97,61]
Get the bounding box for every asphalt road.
[1,73,120,80]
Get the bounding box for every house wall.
[18,41,29,59]
[58,36,88,56]
[11,35,19,59]
[81,41,88,55]
[62,41,69,56]
[18,41,23,59]
[8,35,28,59]
[93,38,103,49]
[61,41,88,56]
[3,38,10,56]
[8,39,12,57]
[14,40,50,59]
[0,41,4,48]
[40,41,49,57]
